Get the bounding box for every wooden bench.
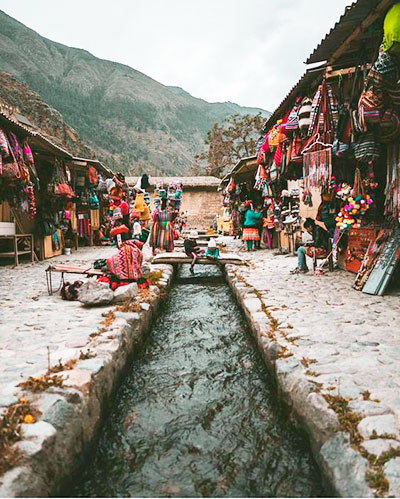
[0,222,34,266]
[152,251,244,266]
[45,264,104,295]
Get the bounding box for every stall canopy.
[0,107,73,159]
[71,157,113,179]
[307,0,397,68]
[219,155,258,190]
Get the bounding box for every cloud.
[1,0,351,111]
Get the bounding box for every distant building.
[126,176,221,228]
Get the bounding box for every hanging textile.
[78,214,91,238]
[302,80,336,189]
[385,144,400,222]
[303,149,332,188]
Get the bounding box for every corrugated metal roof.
[0,108,73,158]
[306,0,395,64]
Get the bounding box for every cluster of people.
[230,197,332,274]
[231,201,276,252]
[183,230,219,274]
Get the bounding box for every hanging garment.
[0,128,9,156]
[384,3,400,55]
[303,149,332,188]
[286,98,301,132]
[134,192,145,212]
[78,214,91,238]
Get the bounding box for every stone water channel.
[69,265,324,497]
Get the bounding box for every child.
[205,238,219,260]
[184,230,204,274]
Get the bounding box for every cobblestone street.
[224,239,400,496]
[0,246,128,408]
[0,240,400,496]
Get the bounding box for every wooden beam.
[152,252,245,266]
[325,63,371,79]
[329,0,394,65]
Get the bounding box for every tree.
[195,113,265,177]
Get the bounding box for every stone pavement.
[224,237,400,497]
[0,244,174,496]
[0,246,117,409]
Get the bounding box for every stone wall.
[146,188,222,229]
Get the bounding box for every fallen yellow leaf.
[23,414,35,424]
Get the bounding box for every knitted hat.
[208,238,216,249]
[189,230,198,239]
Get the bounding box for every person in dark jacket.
[184,230,204,274]
[291,218,330,273]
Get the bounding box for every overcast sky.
[2,0,350,112]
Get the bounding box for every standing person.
[149,201,176,255]
[261,201,275,249]
[184,230,204,274]
[291,218,330,274]
[242,204,262,251]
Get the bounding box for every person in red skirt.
[242,204,262,251]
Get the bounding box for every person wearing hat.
[184,230,204,274]
[205,238,219,260]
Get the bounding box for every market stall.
[221,1,400,292]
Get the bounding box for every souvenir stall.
[0,121,38,263]
[221,143,302,252]
[66,158,113,248]
[256,2,400,292]
[0,109,80,262]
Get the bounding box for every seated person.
[291,218,330,274]
[106,239,144,283]
[184,230,204,274]
[205,238,219,260]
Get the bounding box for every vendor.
[291,218,330,274]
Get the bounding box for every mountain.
[0,10,270,176]
[0,71,94,159]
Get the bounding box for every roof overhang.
[219,155,258,190]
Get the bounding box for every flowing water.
[71,266,324,497]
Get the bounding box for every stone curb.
[0,264,174,498]
[224,265,374,498]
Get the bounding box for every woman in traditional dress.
[242,204,262,251]
[106,239,144,282]
[149,202,177,255]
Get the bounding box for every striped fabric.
[106,241,143,281]
[150,209,176,252]
[242,228,260,241]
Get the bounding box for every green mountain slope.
[0,10,270,176]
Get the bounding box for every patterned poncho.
[106,240,143,281]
